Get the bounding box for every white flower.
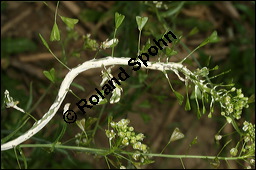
[101,38,118,49]
[120,166,126,169]
[132,152,140,161]
[110,85,122,104]
[4,90,19,108]
[100,66,113,87]
[215,135,222,141]
[105,129,116,140]
[4,90,25,113]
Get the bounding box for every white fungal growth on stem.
[1,56,203,151]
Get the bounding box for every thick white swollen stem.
[1,56,193,151]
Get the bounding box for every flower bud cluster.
[105,119,150,163]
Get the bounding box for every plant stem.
[92,104,106,140]
[137,30,141,56]
[111,29,117,57]
[48,47,70,70]
[54,1,59,24]
[18,144,252,160]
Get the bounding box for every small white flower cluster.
[241,121,255,155]
[4,90,25,113]
[217,87,249,122]
[214,135,222,141]
[230,147,238,157]
[105,119,150,164]
[152,1,168,9]
[83,34,99,51]
[75,133,88,146]
[4,90,19,108]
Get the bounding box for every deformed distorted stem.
[18,144,252,161]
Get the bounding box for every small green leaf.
[194,85,201,118]
[39,33,49,49]
[43,68,55,83]
[115,12,125,29]
[166,48,177,56]
[50,23,60,41]
[202,105,206,115]
[189,136,198,147]
[136,16,148,31]
[71,82,85,91]
[174,90,184,105]
[208,112,212,118]
[169,127,184,142]
[188,27,199,36]
[185,84,191,111]
[98,98,108,105]
[199,31,219,47]
[248,94,255,104]
[141,39,151,53]
[195,85,202,99]
[211,65,219,71]
[185,96,191,111]
[60,16,79,29]
[26,82,33,111]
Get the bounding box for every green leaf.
[18,148,27,169]
[195,85,202,99]
[43,68,56,83]
[194,85,201,118]
[60,16,79,29]
[188,27,199,36]
[160,1,185,17]
[174,90,184,105]
[98,98,108,105]
[248,94,255,104]
[185,96,191,111]
[199,31,219,48]
[141,39,151,53]
[39,33,50,49]
[165,48,177,56]
[189,136,198,147]
[185,83,191,111]
[115,12,125,29]
[1,38,37,55]
[25,82,33,111]
[136,16,148,31]
[50,23,60,41]
[211,65,219,71]
[71,82,85,91]
[169,127,184,142]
